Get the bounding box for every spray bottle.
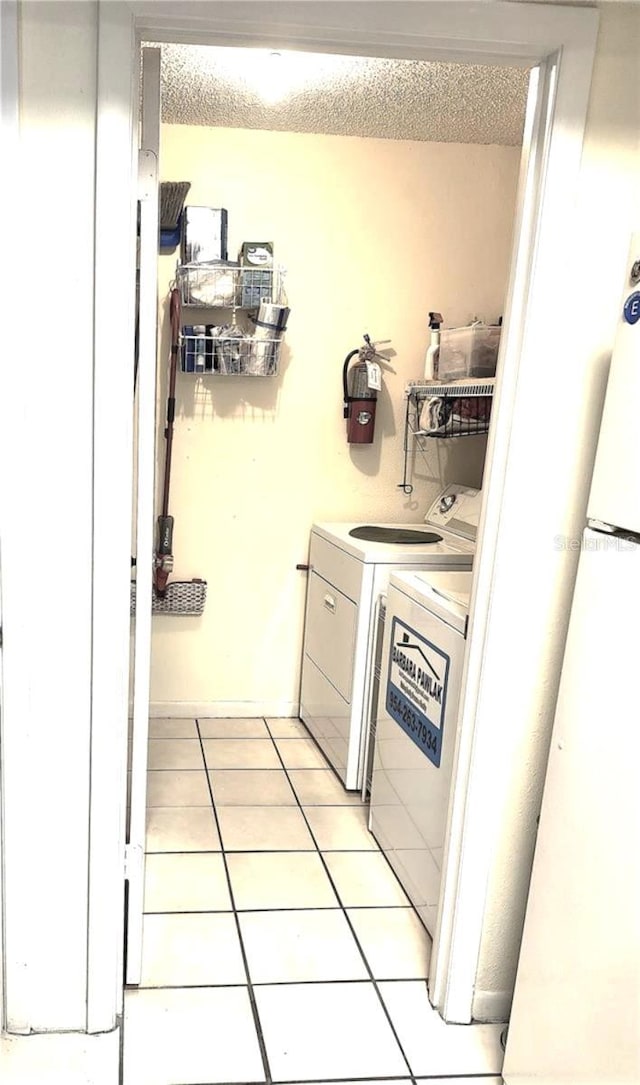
[423,312,443,380]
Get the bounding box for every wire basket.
[177,264,281,309]
[130,579,207,617]
[181,334,281,376]
[415,394,492,437]
[407,381,494,438]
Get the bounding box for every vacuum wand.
[154,287,181,596]
[155,515,174,596]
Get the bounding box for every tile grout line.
[264,715,347,777]
[203,720,415,1077]
[264,722,501,1081]
[138,720,501,1085]
[148,766,332,772]
[146,847,409,855]
[266,729,416,1080]
[195,717,273,1085]
[133,976,438,989]
[164,1077,495,1085]
[263,724,429,920]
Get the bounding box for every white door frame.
[125,44,161,988]
[88,0,598,1030]
[86,2,140,1031]
[0,0,20,1034]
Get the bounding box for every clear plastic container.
[437,323,501,381]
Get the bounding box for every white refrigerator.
[503,236,640,1082]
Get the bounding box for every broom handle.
[161,287,181,519]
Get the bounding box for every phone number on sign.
[388,688,439,755]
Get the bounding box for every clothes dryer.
[370,569,472,936]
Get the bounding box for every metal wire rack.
[398,379,495,493]
[180,333,281,376]
[406,380,494,438]
[176,263,282,309]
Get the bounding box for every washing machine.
[369,568,472,936]
[299,485,481,791]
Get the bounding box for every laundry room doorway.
[91,0,599,1056]
[126,31,528,1009]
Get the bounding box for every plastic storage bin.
[437,323,501,381]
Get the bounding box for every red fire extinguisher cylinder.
[347,394,377,443]
[344,356,378,444]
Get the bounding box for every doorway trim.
[91,0,599,1031]
[0,0,20,1033]
[86,1,139,1033]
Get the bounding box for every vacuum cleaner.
[131,180,207,617]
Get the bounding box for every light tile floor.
[124,716,505,1085]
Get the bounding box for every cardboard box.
[240,268,273,308]
[240,242,274,268]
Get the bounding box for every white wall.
[0,3,125,1070]
[472,2,640,1022]
[151,124,520,714]
[1,0,97,1033]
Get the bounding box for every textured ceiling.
[154,44,529,146]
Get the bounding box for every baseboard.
[147,701,300,719]
[472,988,512,1023]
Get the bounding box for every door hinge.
[124,843,143,882]
[137,148,157,202]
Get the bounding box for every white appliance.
[504,236,640,1081]
[300,485,482,791]
[369,569,472,936]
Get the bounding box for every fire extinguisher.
[342,333,380,444]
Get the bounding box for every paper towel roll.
[248,302,290,374]
[253,302,290,339]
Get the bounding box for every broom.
[159,181,191,232]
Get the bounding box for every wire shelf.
[180,333,281,377]
[413,401,492,439]
[406,379,494,438]
[177,263,282,309]
[397,380,494,493]
[406,378,495,397]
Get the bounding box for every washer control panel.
[424,484,481,540]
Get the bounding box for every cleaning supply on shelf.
[181,324,195,372]
[211,324,247,374]
[423,312,443,380]
[240,242,274,266]
[193,326,206,373]
[240,243,275,307]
